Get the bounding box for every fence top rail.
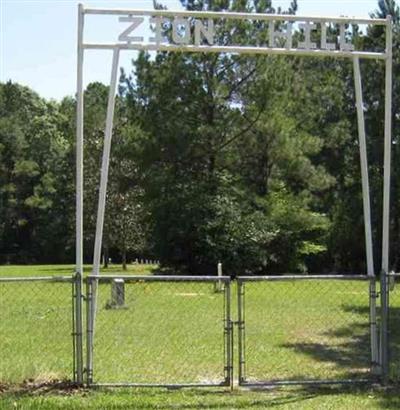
[237,274,371,282]
[83,7,388,26]
[0,275,74,283]
[86,274,230,282]
[389,272,400,277]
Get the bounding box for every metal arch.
[75,4,393,384]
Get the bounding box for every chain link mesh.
[2,274,396,386]
[87,278,230,385]
[0,279,74,383]
[238,278,373,383]
[388,275,400,381]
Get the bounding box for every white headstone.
[111,279,125,307]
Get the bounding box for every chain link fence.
[2,272,398,388]
[237,276,375,386]
[85,275,232,387]
[0,276,74,384]
[388,273,400,381]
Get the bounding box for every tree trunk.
[103,244,109,268]
[122,245,127,271]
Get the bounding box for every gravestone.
[109,278,126,309]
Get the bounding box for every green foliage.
[0,82,73,263]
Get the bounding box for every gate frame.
[237,274,377,387]
[74,5,393,384]
[85,275,232,388]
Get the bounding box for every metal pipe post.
[353,56,379,369]
[353,57,374,279]
[92,47,121,277]
[380,271,389,383]
[224,281,233,388]
[76,3,84,277]
[86,278,94,385]
[380,15,393,382]
[237,281,245,385]
[382,16,393,276]
[74,272,84,384]
[71,278,76,382]
[75,5,85,384]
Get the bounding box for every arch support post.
[353,56,379,373]
[380,15,393,383]
[92,48,120,277]
[90,47,121,346]
[74,3,85,385]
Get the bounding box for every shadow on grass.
[280,304,373,381]
[242,384,400,410]
[280,303,400,384]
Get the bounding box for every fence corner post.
[74,271,84,385]
[380,269,389,385]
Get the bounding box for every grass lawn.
[1,264,400,409]
[2,384,400,409]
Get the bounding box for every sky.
[1,0,380,101]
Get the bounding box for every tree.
[0,81,73,263]
[104,120,148,270]
[118,0,335,274]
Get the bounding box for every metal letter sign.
[82,9,389,60]
[117,15,214,46]
[118,17,145,43]
[116,15,359,53]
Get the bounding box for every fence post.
[380,270,389,384]
[237,279,245,386]
[224,279,233,389]
[86,278,94,385]
[74,271,84,385]
[370,279,380,375]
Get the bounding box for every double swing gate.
[1,272,399,387]
[76,273,395,387]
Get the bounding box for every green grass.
[0,264,158,383]
[1,264,400,409]
[242,280,371,382]
[93,280,226,384]
[2,385,400,409]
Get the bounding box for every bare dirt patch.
[0,378,86,396]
